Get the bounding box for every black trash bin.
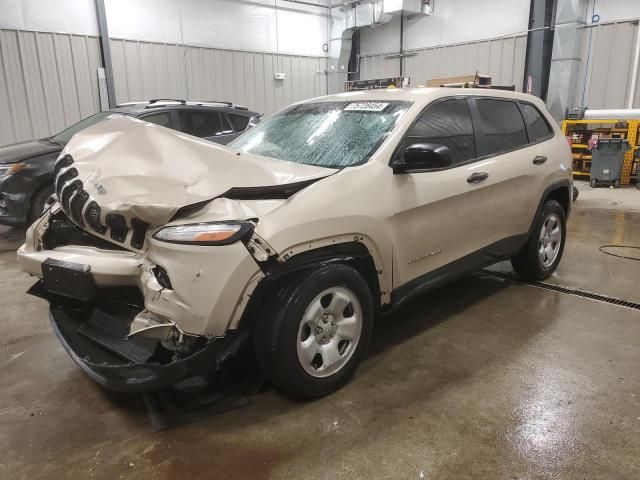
[590,138,630,188]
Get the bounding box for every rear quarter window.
[520,103,553,143]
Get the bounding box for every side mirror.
[393,143,452,174]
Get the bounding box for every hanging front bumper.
[33,282,247,393]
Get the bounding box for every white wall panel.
[105,0,329,57]
[0,0,98,35]
[0,0,330,54]
[0,29,100,146]
[360,34,527,91]
[109,39,327,116]
[574,21,640,109]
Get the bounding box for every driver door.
[388,96,509,290]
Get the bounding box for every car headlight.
[152,221,254,245]
[0,162,27,177]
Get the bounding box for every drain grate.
[482,270,640,311]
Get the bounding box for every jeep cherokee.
[17,88,572,398]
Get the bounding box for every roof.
[111,100,260,117]
[306,87,542,107]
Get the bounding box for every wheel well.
[544,185,570,216]
[238,242,381,330]
[28,182,54,215]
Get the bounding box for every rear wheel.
[254,264,374,399]
[511,200,566,281]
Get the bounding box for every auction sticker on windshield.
[344,102,389,112]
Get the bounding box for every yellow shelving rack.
[561,118,639,185]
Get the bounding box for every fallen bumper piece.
[31,282,247,393]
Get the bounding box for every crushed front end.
[19,202,258,392]
[31,280,247,393]
[16,116,331,392]
[17,165,262,392]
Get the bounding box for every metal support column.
[522,0,557,98]
[347,29,360,82]
[95,0,116,108]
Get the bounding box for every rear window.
[520,103,553,143]
[476,99,528,156]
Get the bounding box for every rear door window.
[178,111,222,138]
[475,99,528,156]
[520,103,553,143]
[139,112,171,128]
[404,98,476,165]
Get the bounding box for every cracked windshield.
[229,101,412,168]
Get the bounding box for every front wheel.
[254,264,374,399]
[511,200,566,281]
[28,185,54,225]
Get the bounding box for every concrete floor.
[1,181,639,479]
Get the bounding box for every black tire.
[511,200,566,281]
[28,185,54,225]
[254,264,374,399]
[614,179,620,188]
[590,179,597,188]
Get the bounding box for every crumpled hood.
[0,139,60,164]
[59,115,333,226]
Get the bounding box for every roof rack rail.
[203,100,249,110]
[205,100,233,106]
[148,98,186,104]
[114,101,147,108]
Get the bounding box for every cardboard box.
[426,74,491,88]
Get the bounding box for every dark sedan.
[0,99,261,226]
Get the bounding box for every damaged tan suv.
[18,88,572,398]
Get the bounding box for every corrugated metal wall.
[0,30,327,147]
[359,34,528,91]
[3,21,640,147]
[0,29,101,147]
[575,20,640,109]
[109,38,328,117]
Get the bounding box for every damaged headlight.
[0,162,27,177]
[152,221,254,246]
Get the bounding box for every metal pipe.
[583,108,640,120]
[627,21,640,108]
[399,12,404,76]
[285,0,329,8]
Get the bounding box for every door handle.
[533,155,547,165]
[467,172,489,184]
